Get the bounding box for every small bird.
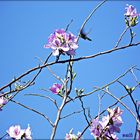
[79,28,92,41]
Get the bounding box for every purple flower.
[90,107,123,139]
[50,83,62,94]
[90,118,103,138]
[108,107,123,119]
[44,29,78,56]
[0,96,8,111]
[7,125,25,140]
[101,115,109,129]
[105,132,118,140]
[125,4,140,17]
[106,107,123,133]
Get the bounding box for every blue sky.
[0,1,140,139]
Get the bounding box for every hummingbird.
[79,28,92,41]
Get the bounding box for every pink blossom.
[0,96,8,111]
[50,83,62,94]
[0,96,8,105]
[7,125,24,140]
[65,129,82,140]
[7,125,32,140]
[24,124,32,140]
[125,4,140,17]
[44,29,78,56]
[124,4,140,27]
[90,118,103,138]
[90,107,123,140]
[108,107,123,119]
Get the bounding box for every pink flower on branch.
[0,96,8,111]
[44,29,78,56]
[125,4,140,17]
[24,124,32,140]
[65,129,82,140]
[50,83,63,94]
[90,107,123,140]
[7,125,24,140]
[124,4,140,27]
[7,124,32,140]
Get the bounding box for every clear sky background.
[0,0,140,139]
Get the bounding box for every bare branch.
[65,19,73,32]
[71,66,136,101]
[60,109,84,120]
[117,81,140,120]
[134,101,140,140]
[115,26,129,48]
[99,88,140,125]
[47,66,64,84]
[10,99,54,127]
[0,133,8,140]
[50,95,68,139]
[24,93,59,110]
[1,81,35,97]
[1,42,140,94]
[78,96,90,125]
[130,68,140,84]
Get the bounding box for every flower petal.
[52,49,59,56]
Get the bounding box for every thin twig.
[2,81,35,97]
[24,52,52,88]
[72,65,136,100]
[134,101,140,140]
[130,69,140,84]
[77,0,108,43]
[0,53,52,95]
[47,66,64,84]
[117,80,140,120]
[67,56,74,95]
[97,93,102,119]
[24,93,59,110]
[0,133,8,140]
[78,96,90,125]
[65,19,73,32]
[114,26,129,48]
[60,109,84,120]
[129,27,134,45]
[10,99,54,127]
[100,88,140,125]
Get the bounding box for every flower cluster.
[7,124,32,140]
[90,107,123,140]
[0,96,8,111]
[44,29,78,56]
[125,4,140,27]
[50,83,63,94]
[65,129,82,140]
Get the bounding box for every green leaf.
[72,72,77,81]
